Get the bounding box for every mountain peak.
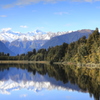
[77,29,93,33]
[0,29,67,42]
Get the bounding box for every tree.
[7,53,10,56]
[33,49,36,55]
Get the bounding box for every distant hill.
[7,39,47,55]
[0,41,15,56]
[42,29,93,49]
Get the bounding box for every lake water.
[0,64,99,100]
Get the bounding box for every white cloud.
[54,12,68,15]
[2,0,100,8]
[84,0,92,2]
[20,94,27,98]
[66,96,71,99]
[1,28,12,31]
[96,6,100,9]
[3,0,64,8]
[72,0,92,2]
[32,10,37,12]
[20,25,28,28]
[0,15,7,17]
[35,27,44,29]
[65,23,72,26]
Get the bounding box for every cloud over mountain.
[20,25,28,28]
[0,15,7,17]
[1,28,12,31]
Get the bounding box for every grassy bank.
[0,60,100,68]
[0,60,51,64]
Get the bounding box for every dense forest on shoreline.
[0,28,100,64]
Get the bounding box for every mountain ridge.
[0,41,15,56]
[0,29,68,42]
[0,29,93,55]
[0,29,71,55]
[42,29,93,49]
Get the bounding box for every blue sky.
[0,0,100,33]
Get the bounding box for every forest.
[0,28,100,64]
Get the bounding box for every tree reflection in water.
[0,64,99,100]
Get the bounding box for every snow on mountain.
[0,28,93,55]
[0,29,69,55]
[42,29,93,49]
[0,29,68,42]
[0,31,20,42]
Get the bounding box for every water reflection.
[0,64,99,100]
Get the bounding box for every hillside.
[29,28,100,64]
[0,41,15,56]
[42,29,93,49]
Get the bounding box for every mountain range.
[0,41,15,56]
[42,29,93,49]
[0,29,93,55]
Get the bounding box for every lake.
[0,64,99,100]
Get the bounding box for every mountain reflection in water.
[0,64,99,100]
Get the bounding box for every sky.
[0,0,100,33]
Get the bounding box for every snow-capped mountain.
[0,41,15,56]
[0,29,67,42]
[0,28,93,55]
[0,29,68,55]
[42,29,93,49]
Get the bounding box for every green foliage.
[30,53,44,61]
[26,28,100,63]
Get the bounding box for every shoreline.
[0,60,51,64]
[0,60,100,68]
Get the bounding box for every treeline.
[0,52,28,60]
[0,52,10,60]
[27,28,100,63]
[0,28,100,63]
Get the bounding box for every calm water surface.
[0,64,99,100]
